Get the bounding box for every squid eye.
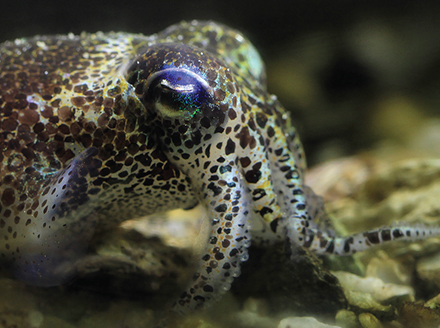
[145,68,213,119]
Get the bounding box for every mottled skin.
[0,20,439,314]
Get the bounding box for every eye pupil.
[146,68,211,118]
[153,79,200,111]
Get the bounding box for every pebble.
[358,313,382,328]
[278,317,341,328]
[331,271,414,302]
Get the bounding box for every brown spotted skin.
[0,31,198,286]
[2,20,440,315]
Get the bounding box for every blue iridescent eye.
[146,68,213,119]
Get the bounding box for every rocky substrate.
[3,155,440,327]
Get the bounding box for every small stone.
[358,313,383,328]
[425,293,440,310]
[278,317,341,328]
[343,290,395,321]
[335,309,358,328]
[332,271,414,302]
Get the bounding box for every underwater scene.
[2,1,440,328]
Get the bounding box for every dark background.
[2,0,440,164]
[0,1,433,49]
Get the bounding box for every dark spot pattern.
[0,28,198,287]
[1,20,439,317]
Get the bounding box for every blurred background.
[2,0,440,165]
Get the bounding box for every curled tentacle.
[127,40,255,311]
[176,166,251,312]
[288,218,440,255]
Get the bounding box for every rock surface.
[2,155,440,327]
